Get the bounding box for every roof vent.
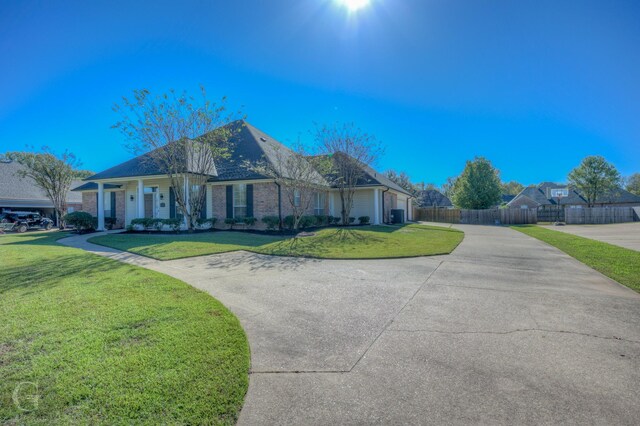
[260,137,267,142]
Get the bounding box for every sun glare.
[338,0,371,12]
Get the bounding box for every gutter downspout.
[275,181,283,230]
[382,186,389,224]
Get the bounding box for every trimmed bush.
[349,217,356,224]
[224,217,238,229]
[283,215,295,230]
[243,216,257,227]
[358,216,370,225]
[298,215,316,229]
[262,215,280,231]
[104,217,117,230]
[63,211,95,233]
[329,216,341,225]
[196,217,217,229]
[314,215,329,226]
[162,218,182,232]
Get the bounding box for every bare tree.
[250,142,327,230]
[315,123,382,225]
[5,148,82,228]
[113,87,240,230]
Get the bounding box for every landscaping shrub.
[196,217,217,229]
[358,216,370,225]
[225,217,239,229]
[262,215,280,230]
[314,215,329,226]
[130,218,163,230]
[349,217,356,224]
[63,211,95,233]
[329,216,341,225]
[298,215,316,229]
[283,215,295,230]
[162,218,182,232]
[104,217,117,230]
[243,216,257,227]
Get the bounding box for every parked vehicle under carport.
[0,211,54,233]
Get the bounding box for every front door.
[144,193,154,217]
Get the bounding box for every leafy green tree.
[5,148,82,228]
[567,156,622,207]
[451,157,502,209]
[625,173,640,196]
[440,176,457,199]
[501,180,524,195]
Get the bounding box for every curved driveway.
[60,225,640,425]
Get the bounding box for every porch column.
[97,182,105,231]
[373,188,380,225]
[137,179,144,218]
[205,184,212,218]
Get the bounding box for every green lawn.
[89,224,464,260]
[0,232,250,424]
[512,225,640,292]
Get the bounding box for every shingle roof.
[71,182,123,191]
[209,121,327,184]
[313,153,412,196]
[415,189,452,207]
[0,160,83,205]
[84,120,327,184]
[507,182,640,207]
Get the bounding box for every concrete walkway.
[540,222,640,251]
[59,226,640,425]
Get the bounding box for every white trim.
[97,182,105,231]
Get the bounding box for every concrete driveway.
[540,222,640,251]
[60,225,640,425]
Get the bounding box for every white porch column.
[373,188,380,225]
[205,184,212,218]
[97,182,105,231]
[137,179,144,217]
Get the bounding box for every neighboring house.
[72,120,413,230]
[0,159,83,221]
[414,189,453,209]
[507,182,640,218]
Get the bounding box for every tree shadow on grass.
[0,234,131,295]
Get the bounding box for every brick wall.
[80,191,126,228]
[82,192,97,216]
[211,183,331,229]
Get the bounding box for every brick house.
[72,121,412,230]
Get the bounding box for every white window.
[233,184,247,218]
[293,189,301,207]
[67,206,75,213]
[314,192,325,215]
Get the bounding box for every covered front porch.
[81,176,212,230]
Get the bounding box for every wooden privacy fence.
[413,208,537,225]
[565,207,636,224]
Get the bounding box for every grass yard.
[89,224,464,260]
[90,231,288,260]
[0,232,250,424]
[512,225,640,292]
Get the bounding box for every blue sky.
[1,0,638,186]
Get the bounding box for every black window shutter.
[169,187,176,219]
[200,187,207,219]
[226,185,233,218]
[247,184,254,217]
[110,192,116,218]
